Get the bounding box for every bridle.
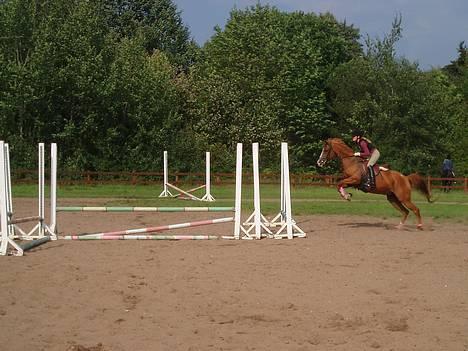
[317,140,335,167]
[317,139,357,168]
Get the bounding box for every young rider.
[351,129,380,190]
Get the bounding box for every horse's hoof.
[395,223,404,230]
[416,224,423,231]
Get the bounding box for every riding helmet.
[352,129,363,137]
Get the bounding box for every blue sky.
[173,0,468,70]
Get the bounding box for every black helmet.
[352,129,363,137]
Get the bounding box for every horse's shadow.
[339,222,411,231]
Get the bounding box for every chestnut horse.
[316,138,432,229]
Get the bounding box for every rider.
[441,154,454,177]
[351,129,380,190]
[441,154,454,192]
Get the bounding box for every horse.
[441,169,455,193]
[316,138,433,230]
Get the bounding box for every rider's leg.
[367,149,380,189]
[368,166,375,188]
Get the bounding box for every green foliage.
[105,0,198,69]
[190,5,361,170]
[327,17,463,174]
[442,42,468,175]
[0,0,199,171]
[0,2,466,177]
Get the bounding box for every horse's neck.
[332,140,353,158]
[342,156,366,177]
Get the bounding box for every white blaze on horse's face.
[317,144,328,167]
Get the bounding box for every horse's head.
[316,138,336,167]
[317,138,354,167]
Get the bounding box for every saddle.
[358,164,388,192]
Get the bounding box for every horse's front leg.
[337,176,360,201]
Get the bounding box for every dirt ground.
[1,198,467,351]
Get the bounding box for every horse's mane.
[328,138,354,157]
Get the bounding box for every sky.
[172,0,468,70]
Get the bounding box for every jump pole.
[62,235,219,240]
[64,216,234,238]
[19,236,51,251]
[166,183,204,201]
[56,206,234,212]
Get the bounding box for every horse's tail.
[407,173,433,203]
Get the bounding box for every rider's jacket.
[355,137,375,159]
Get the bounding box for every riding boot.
[368,166,375,190]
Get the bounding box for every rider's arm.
[357,140,372,157]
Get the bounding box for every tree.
[442,42,468,175]
[0,0,196,171]
[191,5,361,169]
[327,17,462,174]
[105,0,198,69]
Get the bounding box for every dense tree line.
[1,0,466,175]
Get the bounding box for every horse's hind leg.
[387,193,409,229]
[400,199,423,230]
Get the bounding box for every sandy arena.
[1,198,467,351]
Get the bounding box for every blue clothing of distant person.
[442,155,454,177]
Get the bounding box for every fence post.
[465,177,467,193]
[427,175,431,193]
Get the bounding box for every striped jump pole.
[57,206,234,212]
[65,216,234,239]
[19,237,51,251]
[166,183,204,201]
[62,235,220,240]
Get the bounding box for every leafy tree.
[327,17,462,174]
[0,0,197,171]
[191,5,361,169]
[105,0,198,69]
[442,42,468,175]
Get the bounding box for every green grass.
[11,183,468,222]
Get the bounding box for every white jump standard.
[240,143,273,239]
[158,151,215,202]
[271,143,306,239]
[0,141,57,256]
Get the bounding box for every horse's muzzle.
[316,158,326,167]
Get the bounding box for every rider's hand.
[354,152,360,157]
